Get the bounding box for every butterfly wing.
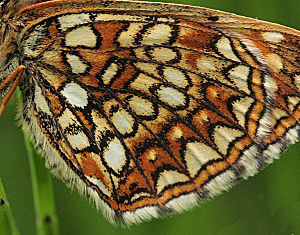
[2,0,299,224]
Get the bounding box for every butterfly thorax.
[0,2,20,102]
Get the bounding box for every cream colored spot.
[147,149,157,161]
[92,110,112,141]
[171,126,183,140]
[58,13,92,30]
[194,111,210,124]
[264,75,277,98]
[163,67,189,88]
[58,108,90,150]
[227,65,250,93]
[262,32,285,43]
[157,87,186,108]
[101,62,119,85]
[118,23,145,47]
[111,109,135,135]
[142,24,172,45]
[87,176,111,197]
[151,47,177,62]
[111,175,121,188]
[295,74,300,90]
[103,138,127,173]
[58,108,76,129]
[240,36,267,65]
[266,53,283,71]
[34,84,51,115]
[130,73,161,93]
[38,67,67,90]
[216,37,240,62]
[272,107,288,120]
[67,131,90,150]
[287,96,300,112]
[65,54,88,74]
[65,26,97,48]
[197,57,218,72]
[185,142,221,177]
[95,13,146,23]
[135,62,159,77]
[231,97,254,127]
[62,82,88,108]
[156,171,189,194]
[128,96,155,117]
[131,192,151,202]
[213,126,244,154]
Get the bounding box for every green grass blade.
[24,135,59,235]
[0,178,20,235]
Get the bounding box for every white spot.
[262,32,285,43]
[65,53,88,74]
[62,83,88,108]
[156,170,189,194]
[266,53,283,71]
[111,109,135,135]
[67,131,90,150]
[101,62,119,85]
[185,142,221,177]
[58,13,92,30]
[103,138,127,173]
[163,67,189,88]
[34,84,52,115]
[142,24,172,45]
[213,126,244,154]
[231,97,254,127]
[151,47,177,62]
[216,37,240,62]
[65,26,97,48]
[128,96,155,117]
[156,86,186,108]
[227,65,251,93]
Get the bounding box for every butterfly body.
[0,0,299,225]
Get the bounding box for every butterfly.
[0,0,299,226]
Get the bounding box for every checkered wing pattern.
[0,0,299,225]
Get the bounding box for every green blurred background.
[0,0,299,234]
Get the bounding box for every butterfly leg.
[0,65,25,116]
